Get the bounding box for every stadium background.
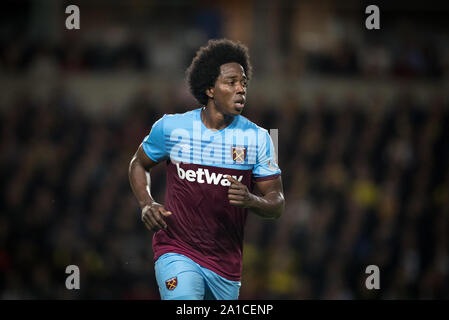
[1,0,448,299]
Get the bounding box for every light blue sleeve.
[142,115,169,162]
[252,130,281,179]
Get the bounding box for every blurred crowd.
[1,30,448,80]
[242,93,449,299]
[1,85,448,299]
[1,0,449,300]
[2,2,449,81]
[0,30,202,76]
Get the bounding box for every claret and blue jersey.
[142,107,281,282]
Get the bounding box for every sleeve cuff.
[252,173,281,182]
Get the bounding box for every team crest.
[268,159,278,171]
[165,277,178,291]
[231,146,247,164]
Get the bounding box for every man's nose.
[236,82,245,93]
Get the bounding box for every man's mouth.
[234,98,245,109]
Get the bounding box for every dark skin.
[129,62,285,232]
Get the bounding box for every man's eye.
[227,80,247,87]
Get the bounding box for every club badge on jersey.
[165,277,178,290]
[231,146,247,164]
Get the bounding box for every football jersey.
[142,107,281,281]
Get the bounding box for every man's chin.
[222,106,243,117]
[233,105,244,114]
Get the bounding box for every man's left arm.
[226,176,285,219]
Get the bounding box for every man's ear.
[206,87,214,99]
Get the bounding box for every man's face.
[208,62,247,116]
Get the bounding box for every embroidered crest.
[267,159,279,171]
[165,277,178,290]
[231,146,247,164]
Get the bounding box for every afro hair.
[186,39,252,105]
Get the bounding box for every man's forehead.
[219,62,246,77]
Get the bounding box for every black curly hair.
[186,39,252,106]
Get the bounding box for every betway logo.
[176,163,243,186]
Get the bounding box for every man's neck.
[201,104,234,131]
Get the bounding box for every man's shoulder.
[162,107,199,121]
[235,114,268,134]
[157,107,200,129]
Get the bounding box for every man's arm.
[129,144,172,231]
[226,176,285,219]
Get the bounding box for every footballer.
[129,39,285,300]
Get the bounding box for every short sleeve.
[142,115,168,162]
[252,130,281,181]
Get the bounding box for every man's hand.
[141,202,172,232]
[226,175,255,208]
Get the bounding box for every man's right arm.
[128,144,171,232]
